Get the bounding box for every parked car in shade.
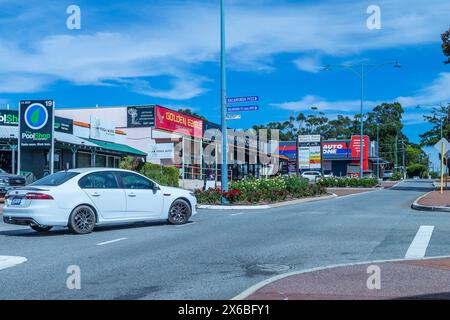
[301,171,322,182]
[0,168,26,196]
[3,168,197,234]
[383,170,394,181]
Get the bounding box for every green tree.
[442,28,450,64]
[178,108,208,121]
[419,104,450,146]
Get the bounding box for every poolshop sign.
[19,100,54,149]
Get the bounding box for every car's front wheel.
[68,205,96,234]
[30,225,53,233]
[167,199,191,225]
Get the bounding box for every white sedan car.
[301,171,322,182]
[3,168,197,234]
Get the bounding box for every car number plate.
[11,197,22,205]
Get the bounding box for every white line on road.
[0,256,27,271]
[231,212,246,216]
[96,238,128,246]
[176,222,197,227]
[405,226,435,259]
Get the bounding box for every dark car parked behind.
[0,169,26,196]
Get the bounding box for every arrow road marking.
[405,226,435,259]
[0,256,27,271]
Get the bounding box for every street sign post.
[227,105,259,112]
[226,114,241,120]
[226,96,259,103]
[434,138,450,194]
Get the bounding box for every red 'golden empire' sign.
[155,106,203,138]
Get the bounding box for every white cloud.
[0,0,448,96]
[293,56,322,74]
[272,72,450,114]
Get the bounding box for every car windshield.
[30,171,80,186]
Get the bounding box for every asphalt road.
[0,179,447,300]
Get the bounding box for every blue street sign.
[227,105,259,112]
[226,96,259,104]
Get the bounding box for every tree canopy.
[442,28,450,64]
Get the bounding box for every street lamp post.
[323,61,401,178]
[220,0,228,203]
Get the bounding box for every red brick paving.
[244,258,450,300]
[417,191,450,207]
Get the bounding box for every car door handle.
[128,193,136,197]
[91,192,100,197]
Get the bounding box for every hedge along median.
[317,177,379,188]
[194,176,327,205]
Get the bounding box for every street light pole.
[220,0,228,203]
[323,61,400,179]
[359,64,364,178]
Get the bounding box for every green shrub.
[318,177,378,188]
[195,176,326,204]
[120,157,179,187]
[194,188,222,204]
[430,171,439,179]
[390,172,403,181]
[406,164,428,178]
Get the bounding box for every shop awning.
[55,132,98,148]
[0,126,18,139]
[84,138,147,157]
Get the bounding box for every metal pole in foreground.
[359,64,364,178]
[441,141,444,194]
[220,0,229,203]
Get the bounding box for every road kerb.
[198,193,337,210]
[411,191,450,212]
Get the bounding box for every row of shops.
[1,102,387,182]
[278,137,389,178]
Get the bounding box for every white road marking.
[231,212,246,216]
[0,256,27,271]
[405,226,435,259]
[176,222,196,227]
[96,238,128,246]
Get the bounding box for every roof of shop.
[84,138,147,156]
[55,132,98,148]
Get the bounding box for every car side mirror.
[153,184,160,191]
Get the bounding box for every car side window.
[118,172,154,190]
[78,172,119,189]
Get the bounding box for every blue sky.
[0,0,449,148]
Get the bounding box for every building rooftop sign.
[155,106,203,138]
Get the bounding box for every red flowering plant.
[222,189,243,203]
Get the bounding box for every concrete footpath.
[412,190,450,212]
[237,257,450,300]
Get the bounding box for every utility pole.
[394,135,398,173]
[220,0,228,203]
[401,139,406,179]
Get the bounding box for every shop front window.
[77,152,91,168]
[95,154,107,167]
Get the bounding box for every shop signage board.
[297,135,322,171]
[148,143,174,160]
[155,106,203,138]
[322,141,350,159]
[127,106,155,128]
[19,100,54,149]
[90,116,115,143]
[0,110,18,126]
[226,114,241,120]
[350,135,370,171]
[54,116,73,134]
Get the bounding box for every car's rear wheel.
[167,199,191,225]
[30,225,52,233]
[68,205,96,234]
